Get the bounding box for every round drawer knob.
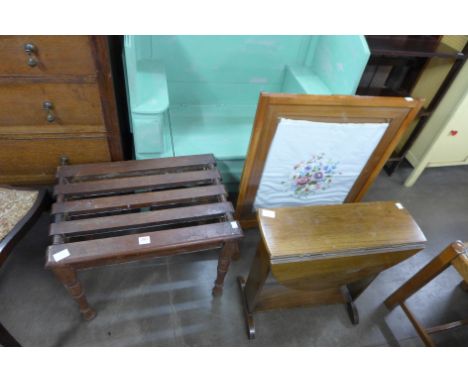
[24,43,38,67]
[42,101,56,123]
[27,56,38,67]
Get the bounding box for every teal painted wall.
[311,35,370,94]
[147,36,317,105]
[124,35,370,189]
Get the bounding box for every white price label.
[261,209,276,218]
[53,248,71,262]
[138,236,151,245]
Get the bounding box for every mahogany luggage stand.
[46,154,243,320]
[238,201,427,339]
[384,241,468,346]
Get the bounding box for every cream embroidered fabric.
[0,188,38,241]
[254,118,389,210]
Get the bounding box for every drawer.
[0,135,111,185]
[0,83,104,126]
[0,36,96,77]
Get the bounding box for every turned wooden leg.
[230,241,241,261]
[212,240,237,296]
[52,265,96,320]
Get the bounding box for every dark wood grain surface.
[47,221,242,267]
[238,200,427,338]
[54,168,221,196]
[57,154,216,178]
[50,202,234,236]
[366,36,465,59]
[47,155,242,318]
[52,184,227,214]
[258,201,427,261]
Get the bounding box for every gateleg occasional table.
[46,154,243,320]
[238,201,427,339]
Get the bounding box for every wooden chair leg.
[0,321,21,347]
[212,240,237,296]
[384,241,467,347]
[52,265,96,321]
[385,241,465,309]
[400,302,436,346]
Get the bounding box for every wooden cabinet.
[357,36,467,175]
[405,62,468,186]
[0,36,124,185]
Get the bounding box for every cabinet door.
[429,92,468,165]
[0,36,96,77]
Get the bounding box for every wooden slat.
[46,221,243,266]
[52,184,226,214]
[57,154,215,178]
[425,319,468,334]
[50,202,234,236]
[54,169,220,196]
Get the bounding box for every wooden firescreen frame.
[235,94,423,228]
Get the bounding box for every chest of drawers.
[0,36,124,184]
